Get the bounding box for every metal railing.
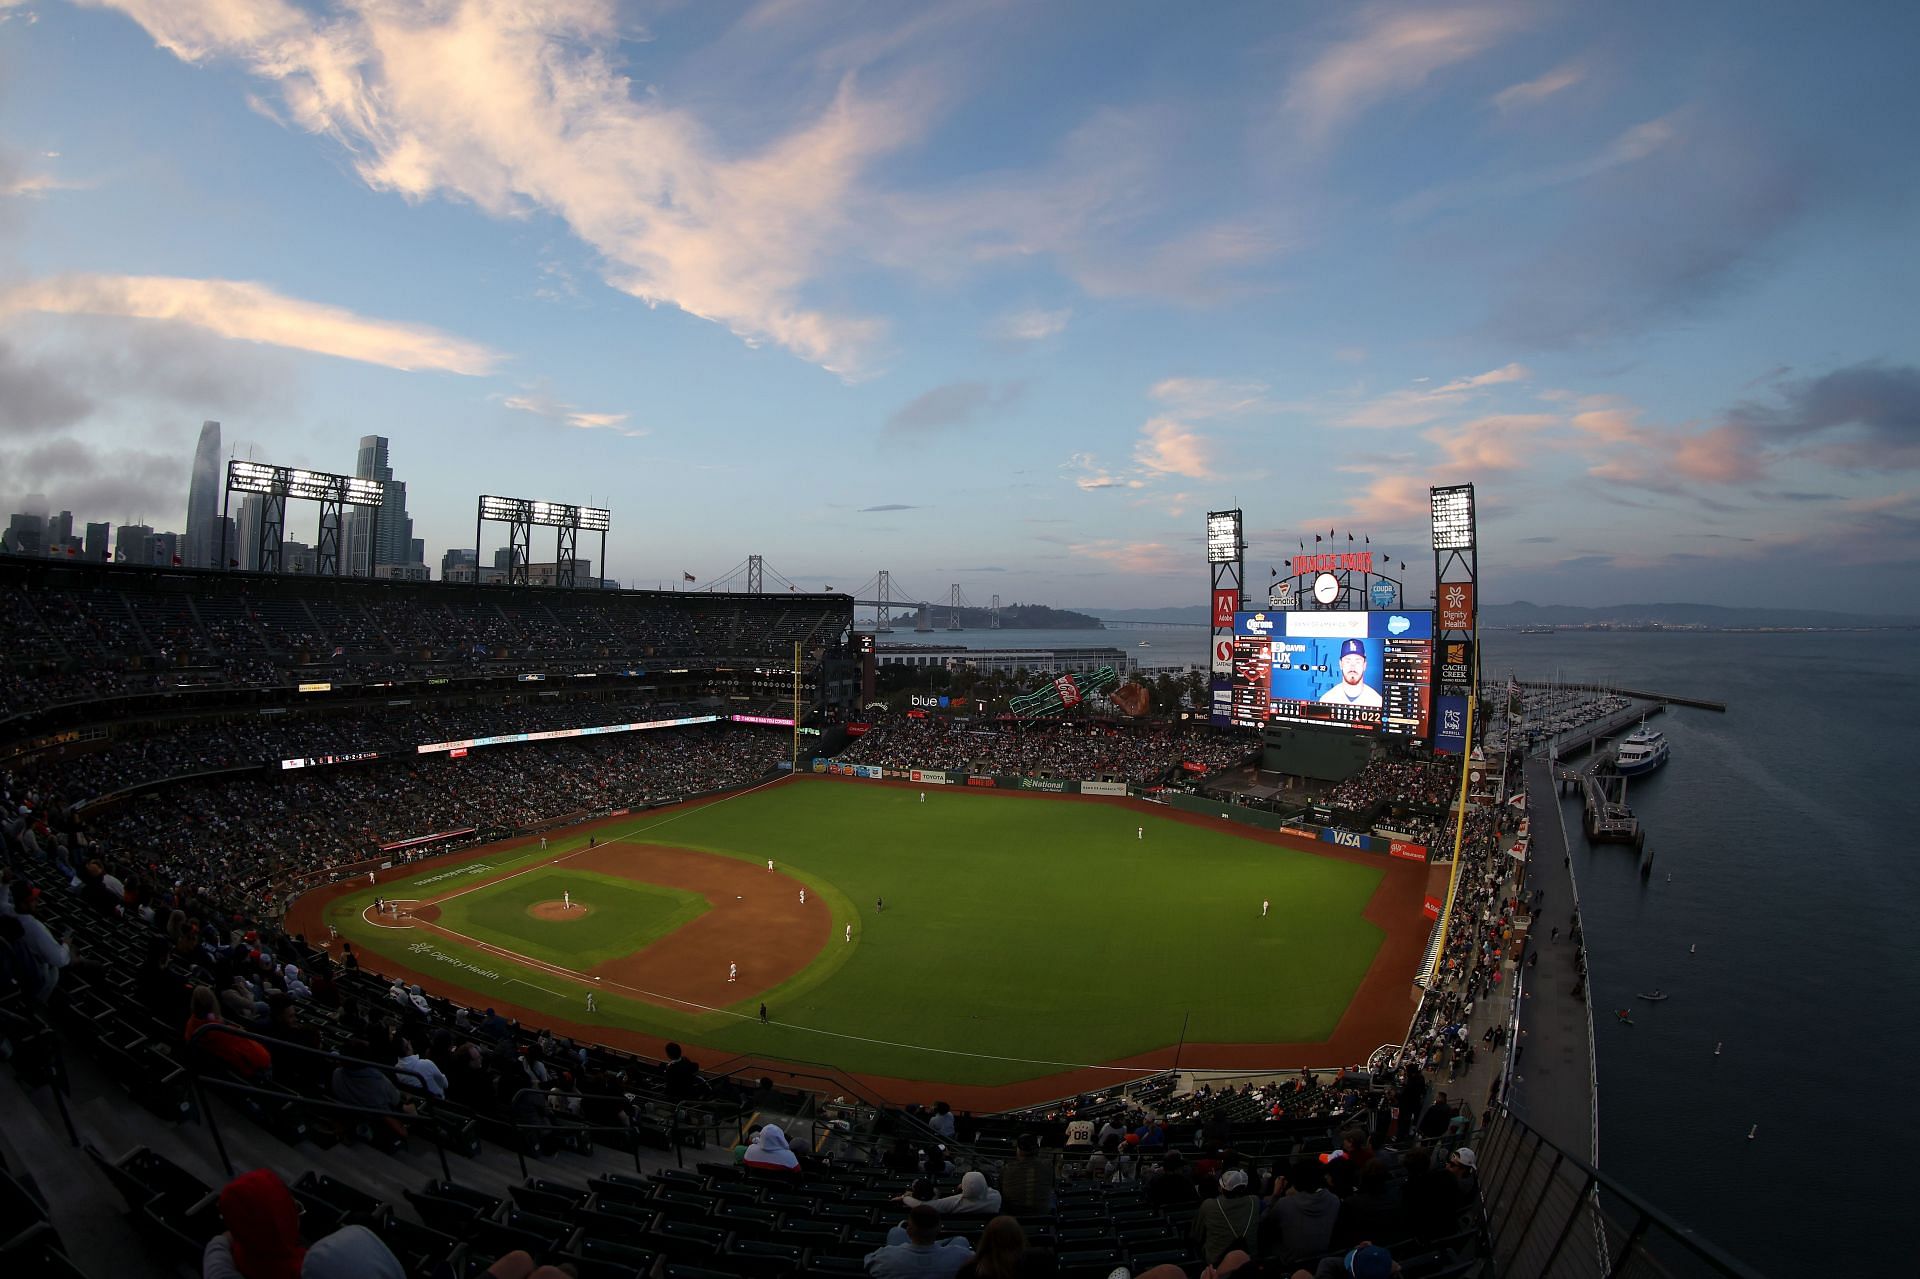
[1477,1108,1766,1278]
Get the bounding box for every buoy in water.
[1748,1124,1757,1140]
[1714,1042,1722,1056]
[1689,944,1697,954]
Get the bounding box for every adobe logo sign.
[1212,589,1238,629]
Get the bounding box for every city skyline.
[1,3,1916,609]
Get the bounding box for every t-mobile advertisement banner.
[1081,780,1129,797]
[1434,695,1468,755]
[1319,828,1376,852]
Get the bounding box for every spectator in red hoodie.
[185,984,272,1080]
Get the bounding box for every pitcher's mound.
[529,900,594,922]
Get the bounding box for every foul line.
[402,913,1194,1075]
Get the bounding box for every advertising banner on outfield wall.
[1081,780,1129,797]
[1017,777,1072,793]
[910,769,948,785]
[967,775,997,787]
[1319,828,1376,852]
[1390,841,1429,862]
[1423,894,1442,919]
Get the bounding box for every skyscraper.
[184,420,222,568]
[345,435,417,573]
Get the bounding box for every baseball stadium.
[0,491,1752,1279]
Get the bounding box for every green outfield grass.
[327,781,1391,1086]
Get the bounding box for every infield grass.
[327,780,1393,1086]
[437,868,706,971]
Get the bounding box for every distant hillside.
[1486,601,1920,629]
[945,603,1103,629]
[1078,605,1209,624]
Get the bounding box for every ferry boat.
[1614,722,1670,776]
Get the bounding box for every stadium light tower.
[475,495,610,588]
[221,460,385,577]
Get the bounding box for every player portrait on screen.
[1318,638,1383,708]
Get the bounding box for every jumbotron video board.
[1228,610,1433,736]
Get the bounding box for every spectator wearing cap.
[1192,1168,1261,1268]
[905,1171,1002,1216]
[998,1132,1055,1216]
[1295,1242,1399,1279]
[1445,1147,1479,1205]
[866,1203,972,1278]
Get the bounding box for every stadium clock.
[1313,572,1340,605]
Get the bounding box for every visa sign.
[1319,828,1374,851]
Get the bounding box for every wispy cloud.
[885,380,1023,434]
[991,307,1071,342]
[501,391,646,438]
[1424,412,1557,471]
[1396,114,1681,221]
[84,0,927,378]
[1133,419,1217,480]
[1340,363,1528,428]
[1492,61,1585,112]
[1284,6,1523,148]
[858,503,919,513]
[0,274,501,373]
[1064,452,1143,492]
[1068,539,1184,575]
[0,172,89,198]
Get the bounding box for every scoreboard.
[1229,610,1434,738]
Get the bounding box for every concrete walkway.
[1505,754,1600,1163]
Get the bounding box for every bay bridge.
[692,556,1206,632]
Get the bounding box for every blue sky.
[2,1,1916,610]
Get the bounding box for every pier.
[1551,703,1657,848]
[1514,679,1725,714]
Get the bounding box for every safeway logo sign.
[1213,638,1233,675]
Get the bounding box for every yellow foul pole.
[1425,649,1479,987]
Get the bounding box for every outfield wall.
[811,759,1430,860]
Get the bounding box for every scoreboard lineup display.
[1230,610,1434,736]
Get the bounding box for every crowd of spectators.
[15,694,719,804]
[836,716,1258,784]
[5,722,787,917]
[1328,757,1455,812]
[0,564,849,719]
[1399,758,1525,1090]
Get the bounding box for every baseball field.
[292,778,1427,1106]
